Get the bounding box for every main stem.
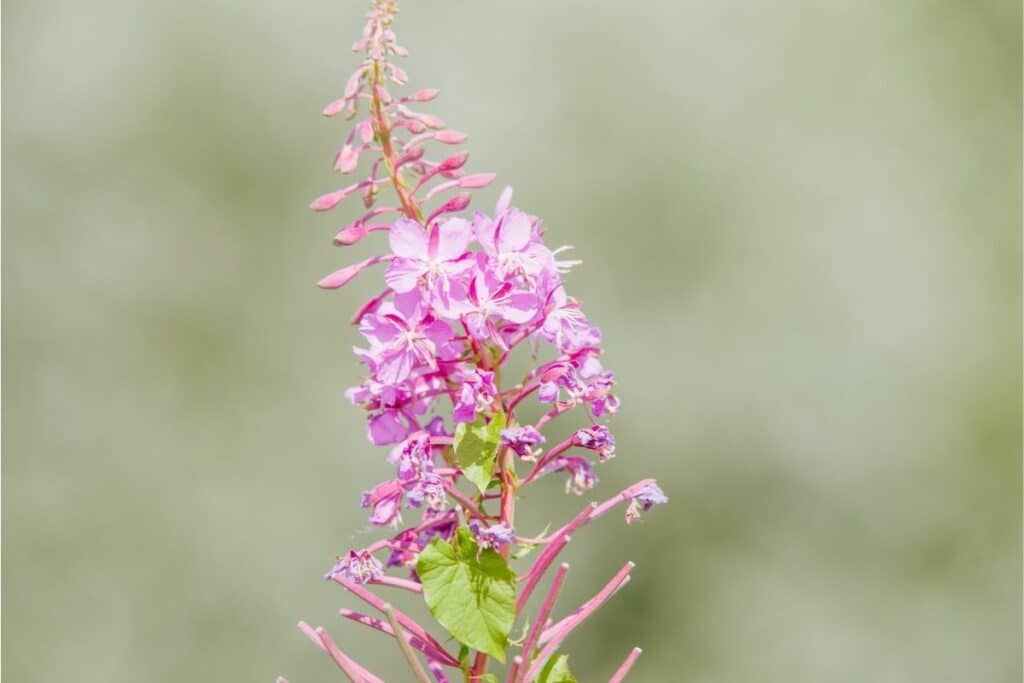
[370,58,423,223]
[370,51,515,681]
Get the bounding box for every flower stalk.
[284,2,667,681]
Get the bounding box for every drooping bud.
[434,129,468,144]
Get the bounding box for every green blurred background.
[3,1,1021,681]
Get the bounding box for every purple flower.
[474,206,556,283]
[325,549,383,583]
[453,368,499,423]
[455,265,539,345]
[539,286,602,353]
[572,424,616,460]
[361,479,403,526]
[366,409,414,446]
[357,293,460,385]
[384,217,475,301]
[545,455,598,495]
[396,434,445,512]
[500,425,545,459]
[468,520,515,549]
[625,482,668,524]
[537,362,587,405]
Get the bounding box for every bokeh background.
[3,1,1021,681]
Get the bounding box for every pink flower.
[357,293,460,385]
[456,265,539,345]
[384,217,475,303]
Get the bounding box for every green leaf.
[538,654,577,683]
[416,526,516,662]
[453,411,506,494]
[479,676,500,683]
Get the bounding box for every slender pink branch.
[539,562,634,647]
[521,438,574,485]
[330,576,455,663]
[517,563,570,682]
[608,647,643,683]
[525,562,633,681]
[506,655,525,683]
[369,575,423,593]
[297,621,384,683]
[339,608,459,667]
[444,480,488,518]
[384,603,433,683]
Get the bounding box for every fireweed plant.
[284,2,667,682]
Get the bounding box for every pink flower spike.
[434,129,468,144]
[317,255,390,290]
[608,647,643,683]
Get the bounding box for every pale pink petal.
[432,218,473,261]
[384,259,422,293]
[389,219,428,258]
[495,186,514,214]
[497,208,532,253]
[500,291,540,323]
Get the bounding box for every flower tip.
[310,191,342,212]
[322,98,346,117]
[411,88,439,102]
[458,173,496,189]
[435,129,468,144]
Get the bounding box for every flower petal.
[389,219,428,259]
[432,217,473,261]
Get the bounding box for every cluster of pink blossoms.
[286,2,665,682]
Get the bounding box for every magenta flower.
[454,265,539,345]
[452,368,498,423]
[500,425,545,459]
[356,294,460,385]
[325,550,384,584]
[385,217,474,303]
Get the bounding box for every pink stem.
[365,510,457,554]
[608,647,643,683]
[538,562,634,647]
[525,562,633,681]
[339,608,459,667]
[517,563,569,682]
[517,480,656,609]
[505,655,525,683]
[370,575,423,593]
[297,621,383,683]
[521,439,574,485]
[444,481,488,518]
[330,576,455,663]
[517,504,595,609]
